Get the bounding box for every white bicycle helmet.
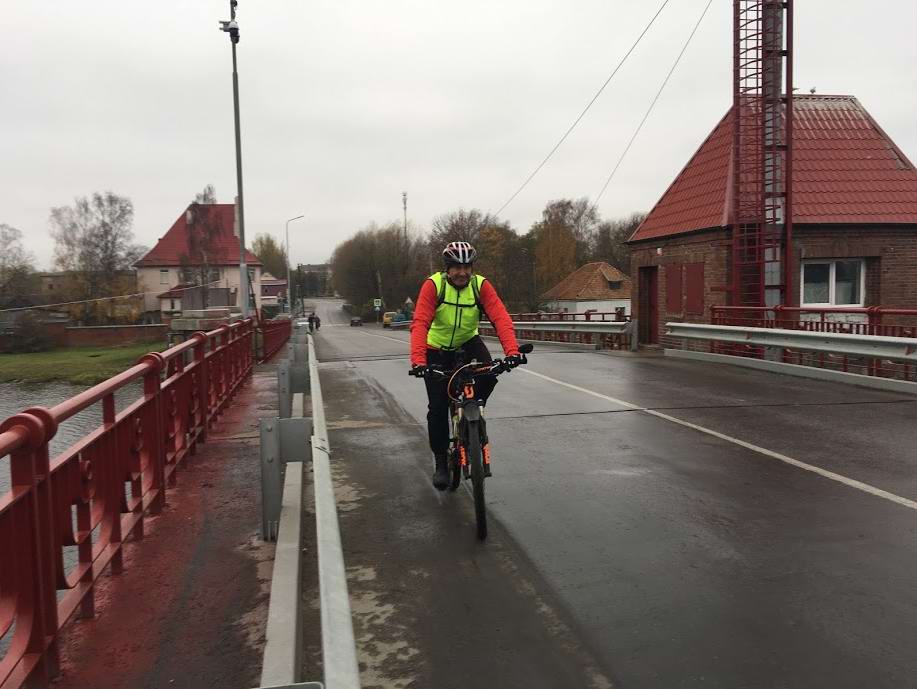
[442,241,477,265]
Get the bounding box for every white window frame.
[160,269,169,285]
[800,259,865,307]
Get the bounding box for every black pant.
[424,336,497,456]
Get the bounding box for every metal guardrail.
[258,332,360,689]
[307,334,361,689]
[666,323,917,364]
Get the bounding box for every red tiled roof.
[630,95,917,242]
[135,204,262,267]
[542,262,632,300]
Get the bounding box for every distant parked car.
[350,317,363,327]
[393,313,407,323]
[382,311,398,328]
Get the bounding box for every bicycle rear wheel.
[466,420,487,540]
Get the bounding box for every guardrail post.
[278,360,292,419]
[260,419,283,541]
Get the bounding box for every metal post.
[220,1,249,318]
[286,215,304,314]
[402,191,408,241]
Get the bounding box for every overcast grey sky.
[2,1,915,271]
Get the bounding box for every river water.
[0,380,144,495]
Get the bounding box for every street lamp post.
[285,215,305,313]
[219,1,249,318]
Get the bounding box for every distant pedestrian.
[307,314,315,332]
[314,315,321,331]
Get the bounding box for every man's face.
[446,263,472,288]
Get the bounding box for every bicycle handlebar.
[409,345,533,380]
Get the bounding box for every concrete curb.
[666,348,917,396]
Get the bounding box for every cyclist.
[410,241,523,490]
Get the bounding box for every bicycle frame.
[446,362,494,479]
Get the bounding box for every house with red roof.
[542,262,632,316]
[134,203,263,320]
[628,95,917,345]
[260,272,288,307]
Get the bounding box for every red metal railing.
[708,306,917,380]
[261,319,292,361]
[506,310,631,323]
[0,319,255,689]
[481,311,632,350]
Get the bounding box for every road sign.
[374,306,382,312]
[373,298,382,307]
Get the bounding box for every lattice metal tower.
[730,0,794,308]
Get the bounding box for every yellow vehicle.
[382,311,398,328]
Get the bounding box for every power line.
[0,279,223,313]
[593,0,714,206]
[493,0,673,217]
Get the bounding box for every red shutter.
[685,263,705,315]
[665,264,682,314]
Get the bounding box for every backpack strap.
[435,272,447,307]
[472,275,490,322]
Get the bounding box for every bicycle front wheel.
[466,420,487,540]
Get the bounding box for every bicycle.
[410,343,533,540]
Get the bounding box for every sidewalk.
[53,358,282,689]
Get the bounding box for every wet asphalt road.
[310,298,917,689]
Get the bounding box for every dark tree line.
[330,198,645,315]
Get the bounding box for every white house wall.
[548,299,631,315]
[137,265,262,314]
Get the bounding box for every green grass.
[0,342,167,386]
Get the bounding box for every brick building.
[628,95,917,345]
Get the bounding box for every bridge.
[3,298,917,689]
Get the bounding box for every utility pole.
[220,0,249,317]
[402,191,408,242]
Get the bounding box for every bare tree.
[180,185,222,308]
[331,223,429,316]
[590,212,646,274]
[49,192,145,306]
[251,233,288,283]
[194,184,217,205]
[0,224,36,303]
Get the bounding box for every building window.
[160,269,169,285]
[170,299,176,311]
[607,279,623,291]
[801,260,864,306]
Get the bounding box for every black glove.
[409,365,429,378]
[504,354,524,369]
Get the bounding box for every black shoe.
[432,454,449,490]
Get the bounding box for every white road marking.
[520,368,917,512]
[355,330,411,346]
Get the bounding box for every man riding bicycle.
[410,241,522,490]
